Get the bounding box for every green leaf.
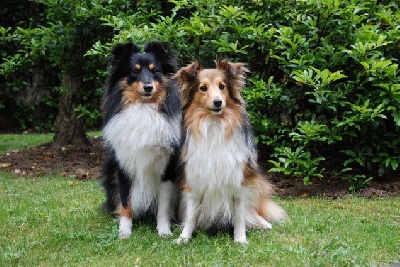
[360,62,369,70]
[393,113,400,127]
[391,160,398,170]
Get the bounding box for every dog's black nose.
[213,99,222,107]
[144,84,153,93]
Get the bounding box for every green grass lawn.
[0,133,399,266]
[0,131,101,153]
[0,133,54,153]
[0,173,399,266]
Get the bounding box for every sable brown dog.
[175,60,286,244]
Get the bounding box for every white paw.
[234,236,248,244]
[260,221,273,229]
[119,228,132,239]
[119,217,132,239]
[158,228,173,237]
[254,215,273,229]
[157,221,172,237]
[173,237,189,245]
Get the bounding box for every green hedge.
[87,0,399,189]
[3,0,399,188]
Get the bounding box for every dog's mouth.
[210,108,222,115]
[141,93,153,99]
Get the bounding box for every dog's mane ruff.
[158,78,181,117]
[240,113,260,170]
[101,80,124,126]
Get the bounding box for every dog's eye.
[150,68,157,74]
[219,84,225,90]
[199,86,207,92]
[132,69,140,75]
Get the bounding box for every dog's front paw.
[234,236,248,244]
[157,223,172,237]
[158,229,173,237]
[173,237,189,245]
[119,228,132,239]
[119,217,132,239]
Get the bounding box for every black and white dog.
[100,42,181,238]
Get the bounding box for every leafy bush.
[87,0,399,189]
[3,0,399,188]
[261,0,400,189]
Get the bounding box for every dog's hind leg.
[117,168,133,239]
[100,156,119,214]
[253,213,272,229]
[157,180,175,237]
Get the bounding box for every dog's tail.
[254,178,287,223]
[257,197,287,223]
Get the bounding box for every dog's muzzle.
[210,99,223,114]
[142,84,153,99]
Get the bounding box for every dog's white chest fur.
[103,103,180,215]
[184,119,250,226]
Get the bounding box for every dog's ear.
[216,60,249,104]
[111,42,141,61]
[106,43,141,91]
[175,61,203,110]
[216,59,249,80]
[175,61,202,85]
[144,42,178,75]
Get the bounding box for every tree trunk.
[53,73,89,146]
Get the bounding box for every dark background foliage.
[1,0,399,188]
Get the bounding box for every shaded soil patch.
[0,137,104,180]
[0,137,398,198]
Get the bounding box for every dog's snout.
[213,99,222,107]
[144,84,153,93]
